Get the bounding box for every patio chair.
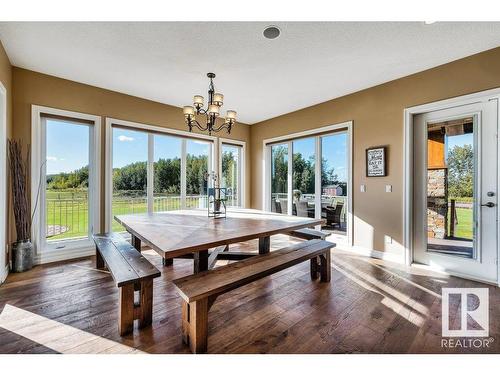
[296,200,314,218]
[325,201,344,227]
[274,199,283,213]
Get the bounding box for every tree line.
[271,145,345,197]
[47,152,239,196]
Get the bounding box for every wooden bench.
[287,228,328,240]
[92,233,161,335]
[173,239,335,353]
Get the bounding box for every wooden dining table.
[115,208,322,273]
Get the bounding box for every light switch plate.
[385,185,392,193]
[360,184,366,192]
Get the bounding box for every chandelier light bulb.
[213,93,224,106]
[226,110,236,121]
[193,95,204,107]
[208,104,220,117]
[183,106,195,117]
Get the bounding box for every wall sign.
[366,146,387,177]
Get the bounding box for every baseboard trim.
[35,246,95,265]
[336,244,405,264]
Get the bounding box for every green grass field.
[45,189,203,241]
[447,207,473,240]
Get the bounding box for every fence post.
[450,199,456,238]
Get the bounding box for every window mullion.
[287,141,293,215]
[181,139,187,209]
[147,134,154,213]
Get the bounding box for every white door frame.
[262,121,353,247]
[218,137,246,208]
[403,88,500,286]
[0,83,7,283]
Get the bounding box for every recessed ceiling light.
[424,21,436,25]
[263,26,281,39]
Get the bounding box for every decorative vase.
[11,240,34,272]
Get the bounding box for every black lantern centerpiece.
[205,171,227,219]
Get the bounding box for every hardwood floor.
[0,235,499,354]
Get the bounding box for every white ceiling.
[1,22,500,124]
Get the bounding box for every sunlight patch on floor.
[331,262,427,326]
[0,304,143,354]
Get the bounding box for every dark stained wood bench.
[173,239,335,353]
[92,233,161,336]
[286,228,328,240]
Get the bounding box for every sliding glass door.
[267,130,349,241]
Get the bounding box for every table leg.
[131,234,141,252]
[162,258,173,266]
[194,250,209,273]
[259,236,270,254]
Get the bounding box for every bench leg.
[96,247,105,270]
[181,301,190,345]
[319,250,331,282]
[138,279,153,328]
[310,256,320,280]
[182,298,209,353]
[189,299,209,353]
[119,284,135,335]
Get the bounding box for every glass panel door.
[270,144,288,213]
[221,143,242,207]
[292,138,315,217]
[413,100,498,283]
[320,133,348,236]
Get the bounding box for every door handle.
[481,202,495,208]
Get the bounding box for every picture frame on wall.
[366,146,387,177]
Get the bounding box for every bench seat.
[93,233,161,335]
[286,228,328,240]
[173,239,335,353]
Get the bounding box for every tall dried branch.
[8,140,31,241]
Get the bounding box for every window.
[106,120,214,231]
[112,128,148,232]
[32,106,101,261]
[153,134,182,212]
[220,142,243,207]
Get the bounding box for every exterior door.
[413,100,498,283]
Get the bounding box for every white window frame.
[0,83,7,282]
[31,105,101,264]
[218,137,246,208]
[263,121,353,246]
[104,118,217,232]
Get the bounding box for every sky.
[291,133,348,182]
[46,121,210,174]
[46,120,89,175]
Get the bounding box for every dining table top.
[115,208,323,258]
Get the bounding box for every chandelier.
[183,73,237,135]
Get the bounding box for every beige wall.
[0,41,12,269]
[11,68,251,244]
[250,46,500,256]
